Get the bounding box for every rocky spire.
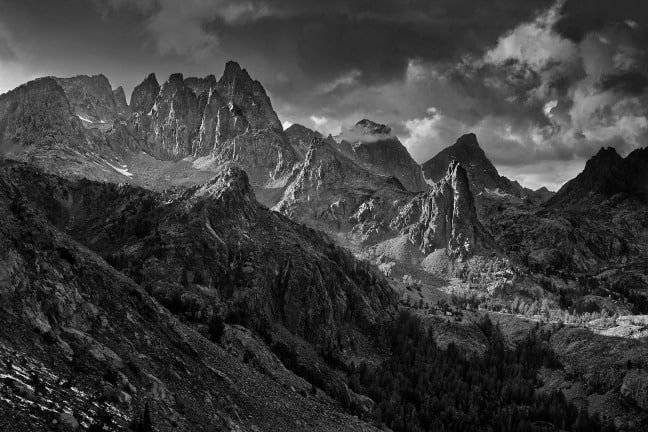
[408,161,496,259]
[130,73,160,114]
[216,61,283,131]
[112,86,131,116]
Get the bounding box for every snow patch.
[76,114,106,124]
[105,161,133,178]
[485,188,512,198]
[76,114,93,123]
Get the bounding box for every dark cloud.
[600,72,648,95]
[554,0,648,42]
[0,0,647,190]
[214,0,554,86]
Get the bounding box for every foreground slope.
[0,160,395,431]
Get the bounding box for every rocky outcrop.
[334,119,427,192]
[54,74,126,124]
[0,77,86,152]
[216,61,283,132]
[130,72,160,114]
[276,136,412,238]
[285,123,336,161]
[402,161,496,259]
[112,86,131,117]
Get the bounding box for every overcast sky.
[1,0,647,190]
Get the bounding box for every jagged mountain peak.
[144,72,159,85]
[131,72,161,113]
[219,60,254,88]
[286,123,319,135]
[454,132,480,149]
[423,133,496,183]
[550,145,648,207]
[166,72,185,85]
[422,133,529,198]
[331,120,427,192]
[353,119,393,136]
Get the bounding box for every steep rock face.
[0,77,86,152]
[54,74,125,124]
[549,146,648,207]
[216,61,283,132]
[285,123,335,161]
[276,136,411,238]
[130,73,160,114]
[402,161,496,259]
[112,86,131,117]
[334,119,427,192]
[141,73,203,159]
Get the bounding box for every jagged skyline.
[0,0,647,189]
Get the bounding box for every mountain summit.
[550,146,648,207]
[333,119,428,192]
[422,133,513,193]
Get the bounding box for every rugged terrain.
[0,159,396,431]
[0,60,647,431]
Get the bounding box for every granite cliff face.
[334,119,428,192]
[0,77,86,152]
[400,161,496,259]
[55,74,128,124]
[130,73,160,114]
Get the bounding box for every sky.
[0,0,647,190]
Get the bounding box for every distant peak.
[167,73,184,85]
[353,119,392,135]
[220,60,252,84]
[224,60,242,75]
[454,133,479,148]
[594,146,620,157]
[144,73,159,85]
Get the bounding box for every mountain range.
[0,61,647,431]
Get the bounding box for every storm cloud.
[0,0,646,189]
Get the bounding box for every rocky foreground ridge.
[0,159,396,431]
